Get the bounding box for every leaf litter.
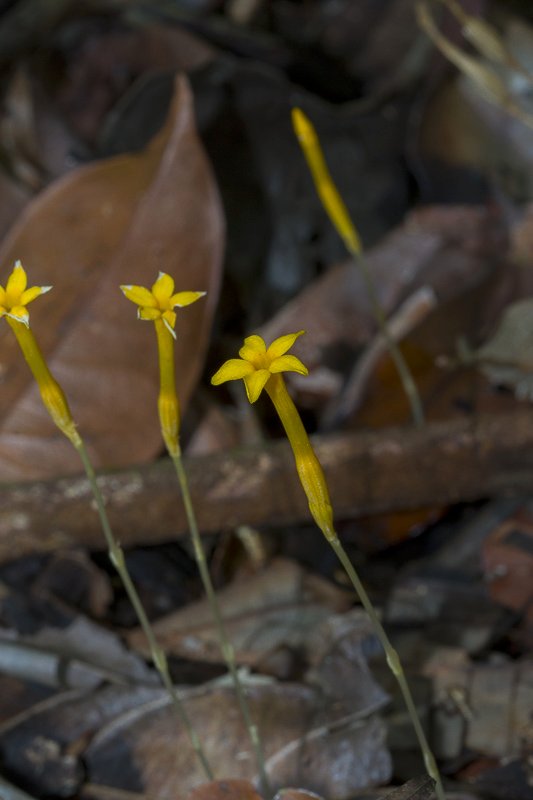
[2,1,533,799]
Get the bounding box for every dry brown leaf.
[126,558,352,676]
[0,680,389,799]
[82,683,390,799]
[0,74,224,480]
[54,22,215,146]
[257,205,507,412]
[0,170,32,243]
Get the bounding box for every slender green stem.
[329,535,444,800]
[75,439,213,780]
[353,250,425,428]
[172,453,271,797]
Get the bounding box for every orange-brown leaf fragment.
[187,780,264,800]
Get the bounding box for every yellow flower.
[0,261,51,327]
[211,331,308,403]
[211,331,335,541]
[0,261,78,445]
[120,272,205,338]
[121,271,206,457]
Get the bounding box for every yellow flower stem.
[154,323,271,795]
[292,108,424,429]
[265,375,444,800]
[265,375,335,541]
[171,452,271,797]
[8,319,213,780]
[154,319,181,457]
[7,320,81,447]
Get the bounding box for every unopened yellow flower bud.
[266,374,335,540]
[291,107,362,257]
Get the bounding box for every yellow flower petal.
[6,261,27,299]
[170,291,206,308]
[244,369,271,403]
[269,354,308,375]
[8,305,29,326]
[138,307,161,321]
[21,285,51,305]
[0,287,6,305]
[239,334,267,363]
[266,330,305,360]
[162,309,176,329]
[211,359,255,385]
[163,316,177,339]
[121,285,157,308]
[152,272,174,303]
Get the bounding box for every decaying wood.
[1,410,533,561]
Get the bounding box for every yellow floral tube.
[154,317,181,457]
[265,373,334,541]
[7,319,81,447]
[0,261,79,446]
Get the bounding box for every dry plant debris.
[1,1,533,799]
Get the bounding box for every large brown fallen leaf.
[0,74,224,480]
[83,683,390,799]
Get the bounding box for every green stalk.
[265,372,439,794]
[172,452,271,797]
[153,316,270,794]
[329,535,443,800]
[350,250,424,429]
[75,439,213,780]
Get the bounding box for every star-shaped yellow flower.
[120,272,205,338]
[211,331,308,403]
[0,261,51,327]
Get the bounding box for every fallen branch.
[1,411,533,561]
